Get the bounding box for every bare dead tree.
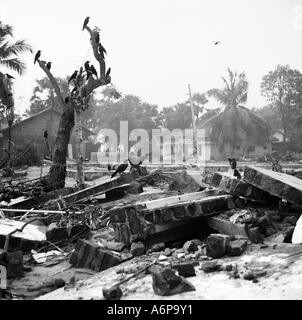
[35,19,111,191]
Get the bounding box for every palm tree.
[207,68,248,110]
[0,21,32,75]
[202,69,269,157]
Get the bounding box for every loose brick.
[130,241,145,257]
[226,240,247,256]
[206,234,232,258]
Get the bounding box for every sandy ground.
[36,243,302,300]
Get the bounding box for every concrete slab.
[244,166,302,207]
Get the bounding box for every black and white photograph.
[1,0,302,306]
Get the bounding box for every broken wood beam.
[244,166,302,207]
[43,172,136,210]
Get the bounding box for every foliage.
[260,65,302,143]
[92,92,159,135]
[27,77,70,115]
[0,21,32,75]
[202,105,270,156]
[207,68,248,110]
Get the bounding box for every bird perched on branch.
[64,97,69,104]
[90,64,97,77]
[128,152,148,170]
[105,68,111,78]
[82,16,90,30]
[84,60,90,71]
[46,62,52,70]
[111,160,128,178]
[227,158,241,179]
[34,50,41,64]
[97,43,107,58]
[5,73,15,79]
[68,70,78,84]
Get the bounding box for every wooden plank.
[0,219,46,242]
[244,166,302,207]
[137,189,222,210]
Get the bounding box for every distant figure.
[271,159,283,173]
[111,159,128,178]
[213,41,221,45]
[265,155,283,173]
[228,158,242,179]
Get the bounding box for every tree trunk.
[46,103,74,190]
[74,109,85,188]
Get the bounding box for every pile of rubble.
[1,164,302,300]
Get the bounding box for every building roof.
[1,107,96,136]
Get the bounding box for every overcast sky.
[2,0,302,115]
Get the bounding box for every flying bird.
[68,70,78,84]
[111,160,128,178]
[84,60,90,71]
[46,62,52,70]
[213,41,221,45]
[82,16,90,30]
[34,50,41,64]
[5,74,15,79]
[105,67,111,78]
[90,64,97,77]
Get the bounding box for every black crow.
[111,160,128,178]
[82,16,90,30]
[105,67,111,78]
[84,60,90,71]
[68,70,78,84]
[86,69,93,80]
[46,62,52,70]
[34,50,41,64]
[90,64,97,77]
[213,41,221,45]
[5,74,15,79]
[65,97,70,104]
[228,158,242,179]
[97,43,107,57]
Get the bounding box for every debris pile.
[1,163,302,300]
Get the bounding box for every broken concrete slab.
[244,166,302,207]
[70,239,131,272]
[210,172,277,204]
[168,170,203,193]
[110,194,234,245]
[206,216,248,237]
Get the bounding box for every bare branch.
[37,60,65,107]
[84,25,107,79]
